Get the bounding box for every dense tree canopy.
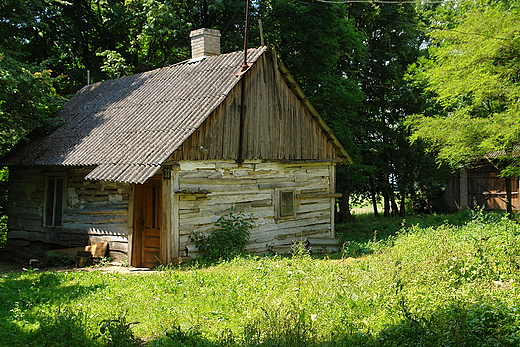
[408,1,520,213]
[2,0,490,217]
[0,53,64,156]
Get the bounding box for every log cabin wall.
[170,53,340,162]
[174,160,336,255]
[8,166,131,259]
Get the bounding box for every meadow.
[1,211,520,346]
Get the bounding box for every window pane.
[280,191,294,216]
[54,178,64,227]
[45,178,55,226]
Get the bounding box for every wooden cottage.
[2,29,352,267]
[446,165,519,212]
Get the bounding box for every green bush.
[95,313,141,347]
[157,325,213,347]
[190,209,254,260]
[0,215,6,248]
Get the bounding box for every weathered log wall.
[9,160,337,261]
[8,166,131,259]
[175,160,336,255]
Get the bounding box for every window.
[45,176,65,227]
[277,190,295,219]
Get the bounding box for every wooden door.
[133,177,162,268]
[468,168,519,211]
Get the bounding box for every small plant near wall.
[190,208,254,260]
[0,215,6,248]
[0,167,7,248]
[95,312,141,347]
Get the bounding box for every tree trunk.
[390,191,399,217]
[382,173,393,217]
[399,188,406,216]
[340,188,355,222]
[383,191,391,217]
[370,178,379,217]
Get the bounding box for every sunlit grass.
[2,212,520,346]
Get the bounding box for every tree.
[0,53,65,156]
[344,0,433,217]
[259,0,367,221]
[408,3,520,214]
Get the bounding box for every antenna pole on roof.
[243,0,250,67]
[237,0,251,165]
[258,19,264,46]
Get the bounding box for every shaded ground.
[0,260,23,272]
[0,259,153,274]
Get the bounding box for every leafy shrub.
[375,301,520,347]
[155,325,214,347]
[190,209,254,260]
[95,313,140,347]
[0,214,6,248]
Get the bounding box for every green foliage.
[0,215,6,248]
[159,325,213,347]
[408,3,520,177]
[190,210,254,260]
[95,313,140,347]
[0,53,65,155]
[244,302,317,347]
[97,51,132,79]
[337,210,475,257]
[338,0,434,217]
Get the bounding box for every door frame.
[129,171,178,267]
[131,176,167,267]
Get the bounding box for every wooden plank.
[297,193,342,199]
[63,215,127,224]
[8,219,43,232]
[258,182,299,189]
[64,223,129,234]
[8,230,47,241]
[297,203,332,214]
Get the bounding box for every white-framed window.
[276,190,296,219]
[44,175,65,227]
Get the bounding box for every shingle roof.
[3,47,267,183]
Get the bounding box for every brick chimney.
[189,28,221,59]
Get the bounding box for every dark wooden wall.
[8,166,131,258]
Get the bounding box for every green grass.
[336,209,484,257]
[2,212,520,346]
